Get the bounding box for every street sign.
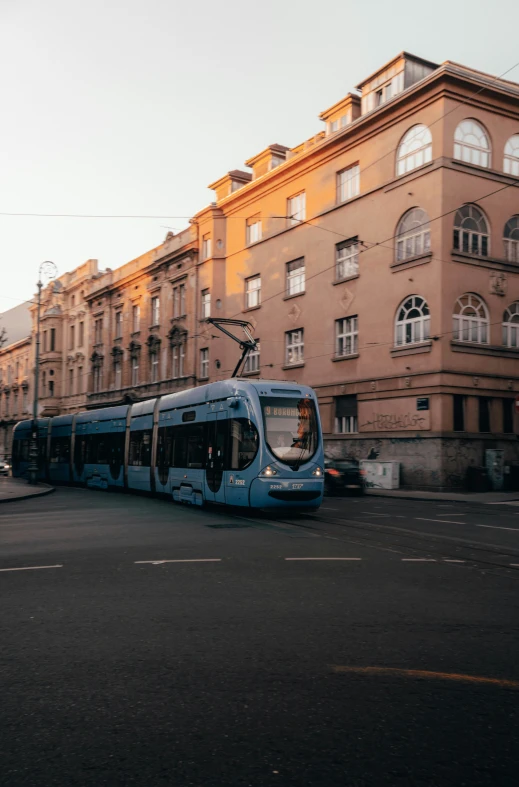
[416,397,429,411]
[515,395,519,415]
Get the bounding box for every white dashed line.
[284,557,362,561]
[416,518,467,525]
[476,524,519,533]
[510,563,519,567]
[0,564,63,572]
[135,559,222,565]
[401,558,436,562]
[443,559,466,563]
[361,512,390,517]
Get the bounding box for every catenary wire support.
[204,318,257,378]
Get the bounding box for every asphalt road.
[1,488,519,786]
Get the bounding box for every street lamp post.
[27,262,58,485]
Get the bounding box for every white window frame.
[334,416,358,434]
[243,341,260,374]
[94,318,103,344]
[150,352,159,383]
[200,348,209,379]
[336,239,359,280]
[245,275,261,309]
[132,304,140,333]
[285,329,304,366]
[202,235,212,260]
[180,284,186,316]
[453,205,489,257]
[454,119,491,168]
[131,356,139,386]
[287,192,306,226]
[335,317,358,357]
[395,296,431,347]
[504,216,519,263]
[93,365,103,393]
[246,218,262,245]
[151,295,160,326]
[172,342,185,379]
[286,258,305,296]
[114,311,123,339]
[201,289,211,319]
[396,125,433,176]
[337,164,360,203]
[22,388,28,413]
[173,287,180,318]
[453,293,489,344]
[114,359,122,389]
[502,302,519,348]
[504,135,519,177]
[396,208,431,261]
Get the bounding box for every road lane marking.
[284,557,362,561]
[476,524,519,533]
[361,512,390,517]
[135,559,222,565]
[510,563,519,567]
[443,559,466,563]
[0,564,63,572]
[401,558,436,562]
[416,518,467,525]
[330,666,519,689]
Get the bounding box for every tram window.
[157,425,174,467]
[129,429,152,466]
[229,418,258,470]
[173,427,188,467]
[186,425,205,468]
[182,411,196,423]
[50,436,71,463]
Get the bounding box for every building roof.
[0,301,32,348]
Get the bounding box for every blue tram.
[12,379,324,510]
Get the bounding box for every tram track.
[239,507,519,577]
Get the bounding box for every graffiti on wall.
[360,413,429,431]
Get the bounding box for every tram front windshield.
[261,397,318,468]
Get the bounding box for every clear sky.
[0,0,517,313]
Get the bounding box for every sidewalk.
[0,477,55,504]
[365,487,519,504]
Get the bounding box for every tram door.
[205,412,227,503]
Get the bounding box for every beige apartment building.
[193,52,519,489]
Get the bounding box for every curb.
[0,484,56,505]
[364,489,519,504]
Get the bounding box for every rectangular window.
[94,318,103,344]
[172,343,185,379]
[180,284,186,316]
[173,287,180,318]
[129,429,152,467]
[151,295,160,326]
[453,395,465,431]
[336,316,358,357]
[287,192,306,226]
[131,356,139,386]
[93,366,103,393]
[50,328,56,352]
[337,164,360,203]
[132,304,140,333]
[334,395,358,433]
[200,348,209,379]
[43,330,47,352]
[336,238,359,280]
[201,289,211,319]
[69,325,75,350]
[22,388,28,412]
[151,353,159,383]
[49,380,55,397]
[114,360,122,389]
[243,341,260,374]
[286,258,305,296]
[478,397,491,433]
[246,217,262,245]
[78,321,84,346]
[285,329,304,366]
[202,234,212,260]
[503,399,514,434]
[245,275,261,309]
[78,366,83,394]
[115,311,123,338]
[69,368,74,395]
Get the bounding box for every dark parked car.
[324,457,365,496]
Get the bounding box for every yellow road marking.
[331,666,519,689]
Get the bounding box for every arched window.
[396,125,433,176]
[504,135,519,176]
[396,208,431,261]
[503,302,519,348]
[453,205,489,257]
[454,120,490,168]
[504,216,519,263]
[453,294,489,344]
[395,296,430,346]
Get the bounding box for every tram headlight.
[312,466,323,477]
[261,465,277,476]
